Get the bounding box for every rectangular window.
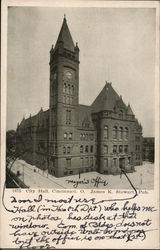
[80,157,84,166]
[67,146,71,154]
[90,145,93,153]
[136,136,140,141]
[80,145,83,153]
[113,158,116,167]
[66,159,71,169]
[104,158,108,168]
[85,157,89,166]
[113,145,117,154]
[89,133,94,140]
[119,145,123,153]
[104,126,109,139]
[104,145,108,154]
[124,145,128,153]
[90,157,93,167]
[85,145,88,153]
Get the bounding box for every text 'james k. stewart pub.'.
[16,16,143,177]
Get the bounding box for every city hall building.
[16,16,143,177]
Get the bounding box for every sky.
[7,7,156,136]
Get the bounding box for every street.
[7,159,154,189]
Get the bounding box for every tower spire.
[55,16,75,51]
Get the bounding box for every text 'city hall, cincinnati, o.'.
[16,16,143,177]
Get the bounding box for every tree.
[6,130,16,154]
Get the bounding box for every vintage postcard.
[1,0,159,249]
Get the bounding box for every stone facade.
[142,137,154,162]
[16,17,143,177]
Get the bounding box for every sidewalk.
[8,159,154,189]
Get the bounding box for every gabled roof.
[127,103,134,115]
[78,104,94,128]
[55,16,75,52]
[115,96,127,110]
[91,82,120,113]
[19,109,49,129]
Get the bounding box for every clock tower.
[49,16,80,176]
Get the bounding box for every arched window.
[69,96,73,104]
[63,83,66,93]
[69,133,72,140]
[119,127,123,139]
[104,145,108,154]
[67,146,71,154]
[63,95,66,103]
[104,125,109,139]
[66,96,69,104]
[71,85,74,94]
[80,134,82,140]
[113,126,118,139]
[68,84,71,94]
[124,127,129,140]
[90,145,93,153]
[85,145,88,153]
[64,132,67,139]
[66,84,69,94]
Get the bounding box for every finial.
[64,14,66,20]
[52,44,53,49]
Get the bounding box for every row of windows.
[63,83,74,94]
[63,95,73,105]
[113,145,129,154]
[103,125,129,140]
[80,157,94,167]
[80,145,93,153]
[64,132,72,139]
[80,133,94,140]
[135,136,141,141]
[82,122,90,128]
[136,145,141,151]
[63,146,71,154]
[135,154,141,160]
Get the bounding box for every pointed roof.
[55,16,75,52]
[91,82,120,113]
[127,103,134,115]
[115,96,127,110]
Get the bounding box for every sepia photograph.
[1,2,159,249]
[6,7,155,189]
